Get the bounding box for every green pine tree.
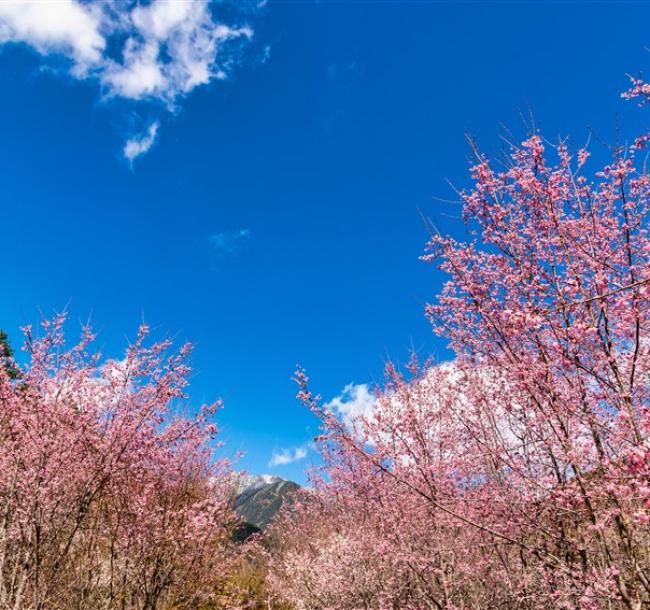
[0,330,19,379]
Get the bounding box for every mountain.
[232,474,300,537]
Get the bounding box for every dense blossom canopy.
[268,77,650,610]
[0,317,240,610]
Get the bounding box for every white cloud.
[100,2,253,103]
[0,0,255,156]
[0,1,104,65]
[102,39,166,100]
[123,121,159,163]
[209,228,251,255]
[131,2,195,41]
[269,445,308,467]
[325,382,377,435]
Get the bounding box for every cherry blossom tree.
[0,315,240,610]
[269,76,650,610]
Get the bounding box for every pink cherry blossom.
[269,77,650,610]
[0,317,240,610]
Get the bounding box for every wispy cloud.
[327,61,359,87]
[123,122,158,163]
[209,228,251,257]
[0,0,257,158]
[269,445,309,467]
[320,60,360,132]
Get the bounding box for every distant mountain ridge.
[233,474,300,535]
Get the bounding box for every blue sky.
[0,1,649,483]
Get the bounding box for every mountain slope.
[233,474,300,532]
